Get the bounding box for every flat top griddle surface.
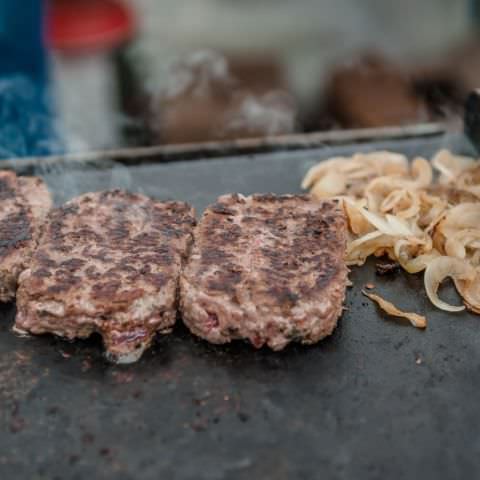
[1,135,479,480]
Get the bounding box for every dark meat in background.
[310,56,428,130]
[15,190,195,364]
[304,54,468,133]
[334,57,426,127]
[150,51,297,144]
[0,171,52,302]
[180,194,348,350]
[127,38,480,147]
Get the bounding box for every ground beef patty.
[15,190,195,363]
[180,193,348,350]
[0,171,52,302]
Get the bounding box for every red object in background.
[48,0,135,52]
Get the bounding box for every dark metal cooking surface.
[1,134,479,479]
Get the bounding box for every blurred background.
[2,0,480,158]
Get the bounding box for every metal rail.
[2,123,447,170]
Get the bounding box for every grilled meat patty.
[15,190,195,363]
[0,171,52,302]
[180,194,348,350]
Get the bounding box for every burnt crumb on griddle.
[132,390,143,399]
[375,261,400,276]
[82,433,95,445]
[99,447,112,457]
[9,402,26,433]
[9,416,26,433]
[46,405,60,415]
[81,358,92,372]
[111,370,134,384]
[190,419,208,432]
[237,412,250,423]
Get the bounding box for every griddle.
[1,129,479,480]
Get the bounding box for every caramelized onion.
[456,271,480,313]
[342,197,371,235]
[410,157,433,187]
[310,169,346,198]
[301,157,345,190]
[444,229,480,259]
[302,149,480,316]
[381,189,420,219]
[400,251,441,274]
[346,231,393,266]
[362,290,427,328]
[424,257,475,312]
[432,149,475,182]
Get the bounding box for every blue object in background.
[0,0,47,80]
[0,0,62,158]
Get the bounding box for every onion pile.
[302,149,480,317]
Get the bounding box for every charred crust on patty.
[15,190,195,363]
[0,171,52,302]
[180,193,348,351]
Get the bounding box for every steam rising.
[0,75,64,159]
[109,164,137,193]
[36,161,137,205]
[162,50,232,99]
[150,49,297,140]
[225,91,296,136]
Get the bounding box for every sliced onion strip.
[424,257,475,312]
[362,290,427,328]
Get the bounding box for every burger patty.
[0,171,52,302]
[15,190,195,363]
[180,194,348,350]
